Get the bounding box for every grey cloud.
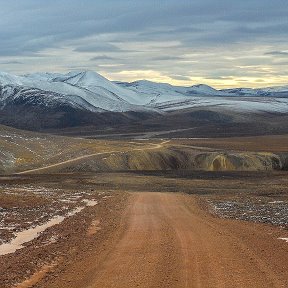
[273,61,288,66]
[90,55,117,61]
[1,0,287,56]
[265,51,288,56]
[74,43,122,53]
[0,60,23,64]
[170,75,191,81]
[0,0,287,87]
[151,56,185,61]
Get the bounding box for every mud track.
[46,193,287,288]
[17,141,169,175]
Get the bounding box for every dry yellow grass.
[1,123,287,174]
[0,124,162,173]
[173,135,288,153]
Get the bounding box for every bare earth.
[1,126,288,288]
[43,192,287,288]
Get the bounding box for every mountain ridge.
[0,70,288,131]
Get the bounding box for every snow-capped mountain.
[0,71,149,113]
[52,71,143,105]
[117,79,288,113]
[222,86,288,97]
[0,70,288,130]
[261,85,288,93]
[115,80,227,105]
[1,70,287,114]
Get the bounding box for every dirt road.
[46,192,287,288]
[17,140,170,174]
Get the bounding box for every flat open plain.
[0,169,287,288]
[0,134,288,288]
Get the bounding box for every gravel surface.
[208,199,288,228]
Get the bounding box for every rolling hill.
[0,70,288,134]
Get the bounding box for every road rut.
[81,193,287,288]
[41,192,287,288]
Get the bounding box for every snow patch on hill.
[0,71,151,112]
[0,70,288,114]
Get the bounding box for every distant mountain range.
[0,70,288,131]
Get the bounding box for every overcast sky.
[0,0,287,88]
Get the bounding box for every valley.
[2,124,288,175]
[0,0,288,288]
[1,1,287,287]
[1,71,288,137]
[0,71,288,288]
[0,122,288,287]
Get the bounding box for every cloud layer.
[0,0,287,88]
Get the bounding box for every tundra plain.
[0,125,287,288]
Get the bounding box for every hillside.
[1,124,288,175]
[0,70,288,133]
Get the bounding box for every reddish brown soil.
[39,193,288,288]
[173,134,288,152]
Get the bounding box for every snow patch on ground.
[82,199,98,206]
[278,238,288,243]
[0,205,88,255]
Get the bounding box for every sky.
[0,0,287,88]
